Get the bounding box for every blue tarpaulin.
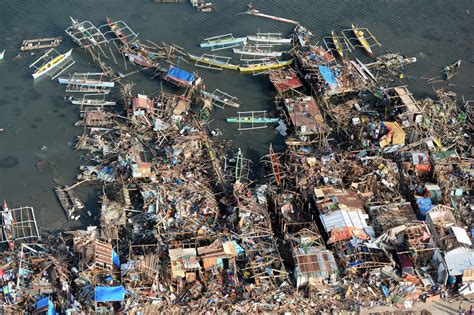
[95,286,126,302]
[36,297,54,315]
[416,198,433,216]
[167,66,195,83]
[112,249,120,268]
[318,65,338,86]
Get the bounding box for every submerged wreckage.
[1,7,472,314]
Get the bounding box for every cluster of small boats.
[195,32,293,73]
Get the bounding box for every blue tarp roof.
[36,297,54,315]
[167,66,195,83]
[318,65,338,86]
[95,286,126,302]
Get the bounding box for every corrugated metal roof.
[320,210,368,232]
[444,247,474,276]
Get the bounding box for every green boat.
[226,117,279,124]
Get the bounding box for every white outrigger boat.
[233,45,283,58]
[70,17,98,46]
[71,98,116,106]
[58,72,115,88]
[247,32,292,45]
[30,49,74,79]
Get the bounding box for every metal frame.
[0,206,41,245]
[342,26,382,51]
[200,33,245,51]
[66,19,108,47]
[323,32,352,57]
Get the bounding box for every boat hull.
[352,25,373,55]
[58,77,115,88]
[233,48,282,57]
[33,49,73,79]
[239,59,293,73]
[247,36,291,45]
[200,37,247,49]
[188,54,239,70]
[227,117,279,124]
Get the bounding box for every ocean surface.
[0,0,472,232]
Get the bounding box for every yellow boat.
[239,59,293,73]
[331,31,344,57]
[352,24,373,55]
[33,49,73,79]
[188,53,239,70]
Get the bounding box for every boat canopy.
[318,65,338,86]
[167,66,195,84]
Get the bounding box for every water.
[0,0,472,231]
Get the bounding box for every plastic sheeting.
[36,297,54,315]
[112,249,120,268]
[95,286,126,302]
[318,65,338,86]
[167,66,195,83]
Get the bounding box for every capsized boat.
[247,33,292,45]
[70,17,98,46]
[226,116,279,124]
[352,24,373,55]
[32,49,73,79]
[238,59,293,73]
[331,31,344,57]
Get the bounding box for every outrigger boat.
[331,31,344,57]
[199,34,247,50]
[233,45,283,58]
[0,49,5,60]
[126,50,156,68]
[188,53,240,70]
[31,49,73,79]
[342,25,381,56]
[227,116,279,124]
[58,73,115,88]
[247,32,292,45]
[1,200,15,251]
[352,24,373,55]
[202,89,240,108]
[71,98,116,106]
[106,17,129,46]
[70,17,98,46]
[239,59,293,73]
